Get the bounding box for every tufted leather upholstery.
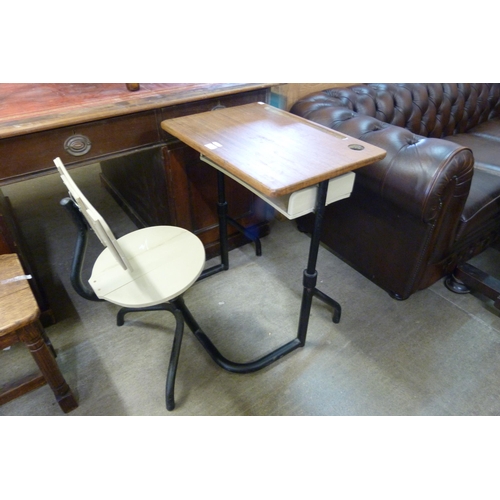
[291,83,500,300]
[295,83,500,137]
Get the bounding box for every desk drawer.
[0,110,160,182]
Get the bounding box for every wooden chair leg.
[17,322,78,413]
[0,373,46,406]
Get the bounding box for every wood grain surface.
[162,102,386,197]
[0,83,276,138]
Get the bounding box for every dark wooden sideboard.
[0,83,276,259]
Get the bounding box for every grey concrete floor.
[2,164,500,417]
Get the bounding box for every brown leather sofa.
[290,83,500,301]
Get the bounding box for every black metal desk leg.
[199,171,229,279]
[200,170,263,280]
[216,169,262,260]
[182,178,341,374]
[298,180,341,344]
[217,171,230,270]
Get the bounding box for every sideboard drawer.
[0,110,160,182]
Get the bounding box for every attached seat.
[54,158,206,410]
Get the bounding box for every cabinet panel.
[163,142,269,257]
[99,147,169,228]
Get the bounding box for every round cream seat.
[90,225,206,308]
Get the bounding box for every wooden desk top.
[161,102,386,197]
[0,83,276,139]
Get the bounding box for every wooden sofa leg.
[447,263,500,309]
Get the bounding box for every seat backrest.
[53,157,130,270]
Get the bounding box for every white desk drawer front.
[201,154,355,219]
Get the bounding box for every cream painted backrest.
[53,157,131,270]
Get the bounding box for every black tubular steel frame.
[181,171,341,374]
[60,198,101,302]
[61,197,185,411]
[61,170,342,405]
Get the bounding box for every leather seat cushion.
[456,168,500,241]
[467,117,500,141]
[446,119,500,174]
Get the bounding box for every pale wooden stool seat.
[0,253,78,413]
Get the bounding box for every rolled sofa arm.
[291,104,475,224]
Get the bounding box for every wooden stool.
[0,253,78,413]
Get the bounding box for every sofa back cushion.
[315,83,500,138]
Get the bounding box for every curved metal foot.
[117,304,179,326]
[173,296,303,374]
[313,288,341,323]
[195,332,301,373]
[116,302,185,411]
[227,217,262,256]
[165,307,184,411]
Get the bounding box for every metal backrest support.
[53,157,130,271]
